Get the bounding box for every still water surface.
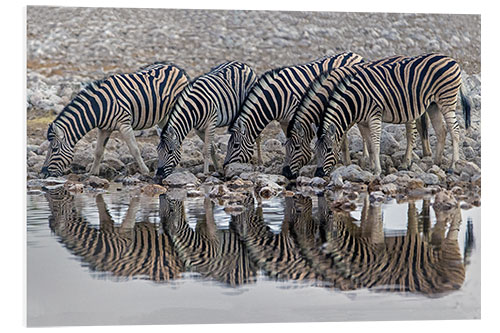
[27,185,480,326]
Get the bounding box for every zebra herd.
[40,52,471,181]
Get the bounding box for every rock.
[380,131,401,155]
[417,173,440,185]
[296,176,312,186]
[406,178,425,190]
[471,174,481,186]
[284,190,295,197]
[309,177,327,188]
[428,165,447,181]
[141,184,167,196]
[121,175,141,186]
[298,165,316,178]
[204,175,223,185]
[187,190,204,197]
[224,204,245,215]
[331,164,374,183]
[227,178,253,189]
[85,176,109,188]
[262,139,283,153]
[27,177,67,188]
[209,184,231,198]
[455,160,481,176]
[460,202,473,210]
[162,171,200,187]
[381,183,398,195]
[407,187,434,197]
[224,163,254,179]
[380,174,398,185]
[433,190,458,211]
[369,191,385,203]
[254,174,288,186]
[327,173,344,188]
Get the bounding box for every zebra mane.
[317,73,356,138]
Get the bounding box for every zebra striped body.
[283,55,433,179]
[155,61,257,181]
[314,53,471,176]
[223,52,364,167]
[41,63,189,177]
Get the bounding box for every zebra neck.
[53,116,90,147]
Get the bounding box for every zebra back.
[160,61,257,144]
[49,62,190,146]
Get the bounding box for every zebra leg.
[121,196,139,231]
[427,103,447,167]
[440,104,461,172]
[340,134,351,165]
[118,124,150,175]
[96,194,113,232]
[202,122,217,174]
[401,121,416,170]
[416,113,432,157]
[357,123,372,170]
[89,129,113,175]
[256,135,263,165]
[368,117,382,176]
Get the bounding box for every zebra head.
[224,120,253,167]
[283,122,315,179]
[155,126,181,184]
[314,124,340,177]
[41,123,74,178]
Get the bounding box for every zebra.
[45,189,185,282]
[282,55,434,179]
[223,52,364,167]
[40,62,189,178]
[160,195,259,286]
[322,198,465,295]
[314,53,471,177]
[154,61,257,183]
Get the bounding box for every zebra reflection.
[46,188,184,282]
[159,195,259,286]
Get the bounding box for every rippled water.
[26,185,480,326]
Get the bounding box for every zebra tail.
[420,113,428,141]
[460,84,471,129]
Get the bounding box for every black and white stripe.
[223,52,364,166]
[283,55,433,179]
[155,61,257,181]
[41,63,189,177]
[314,53,471,176]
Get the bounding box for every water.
[26,185,480,326]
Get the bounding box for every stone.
[296,176,312,187]
[417,173,440,185]
[309,177,327,188]
[224,204,245,215]
[187,190,204,197]
[327,173,344,188]
[141,184,167,196]
[224,163,254,179]
[428,165,447,181]
[381,183,398,195]
[85,175,109,189]
[369,191,385,203]
[209,184,231,198]
[433,190,458,211]
[331,164,374,183]
[162,171,200,187]
[380,174,398,185]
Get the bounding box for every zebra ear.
[295,124,304,137]
[53,124,64,139]
[239,122,247,136]
[309,122,317,135]
[166,126,179,146]
[326,123,336,136]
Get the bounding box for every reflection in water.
[45,187,472,296]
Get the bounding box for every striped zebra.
[40,62,189,178]
[282,55,434,179]
[46,189,185,282]
[154,61,257,182]
[231,195,321,283]
[314,53,471,177]
[160,195,259,286]
[322,199,465,295]
[223,52,364,167]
